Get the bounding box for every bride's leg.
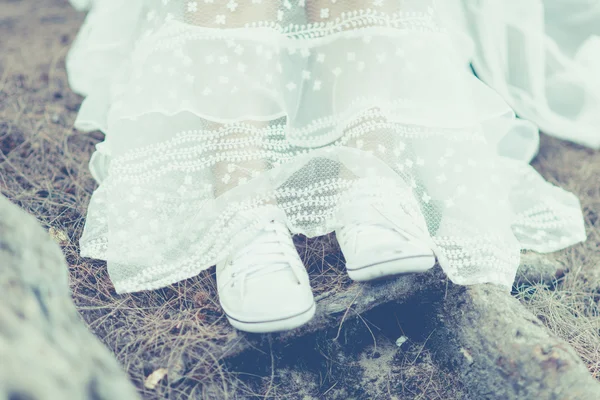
[182,3,316,335]
[304,0,437,281]
[184,1,274,28]
[305,0,401,165]
[184,2,277,198]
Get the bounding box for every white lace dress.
[67,0,588,293]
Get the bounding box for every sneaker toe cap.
[219,274,314,323]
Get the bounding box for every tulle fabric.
[67,0,586,293]
[442,0,600,149]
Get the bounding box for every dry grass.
[1,0,599,398]
[516,134,600,379]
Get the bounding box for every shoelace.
[338,203,433,254]
[226,221,303,299]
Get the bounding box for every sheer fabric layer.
[442,0,600,148]
[67,0,586,293]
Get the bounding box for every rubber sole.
[346,254,436,282]
[225,301,317,333]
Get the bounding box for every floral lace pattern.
[68,0,586,293]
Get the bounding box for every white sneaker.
[336,202,436,282]
[216,220,316,333]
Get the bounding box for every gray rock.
[428,283,600,399]
[0,195,139,400]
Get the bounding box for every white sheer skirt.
[67,0,587,293]
[441,0,600,149]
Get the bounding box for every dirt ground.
[1,1,599,399]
